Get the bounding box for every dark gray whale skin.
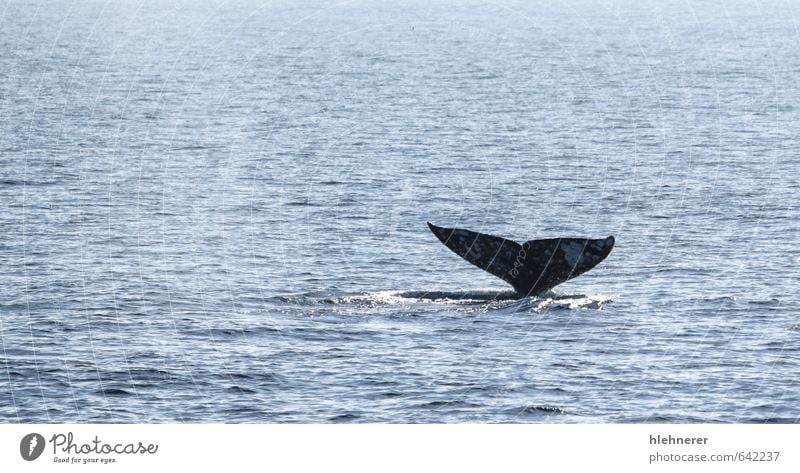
[427,222,615,296]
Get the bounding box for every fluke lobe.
[427,222,614,296]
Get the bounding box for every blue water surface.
[1,0,799,423]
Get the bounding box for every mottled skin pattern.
[427,222,614,296]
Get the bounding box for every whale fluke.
[427,222,614,296]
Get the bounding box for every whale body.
[427,222,614,296]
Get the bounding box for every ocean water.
[1,0,799,423]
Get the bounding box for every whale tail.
[427,222,614,296]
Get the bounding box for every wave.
[525,294,613,312]
[328,288,519,305]
[325,288,613,311]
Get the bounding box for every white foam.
[331,288,520,305]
